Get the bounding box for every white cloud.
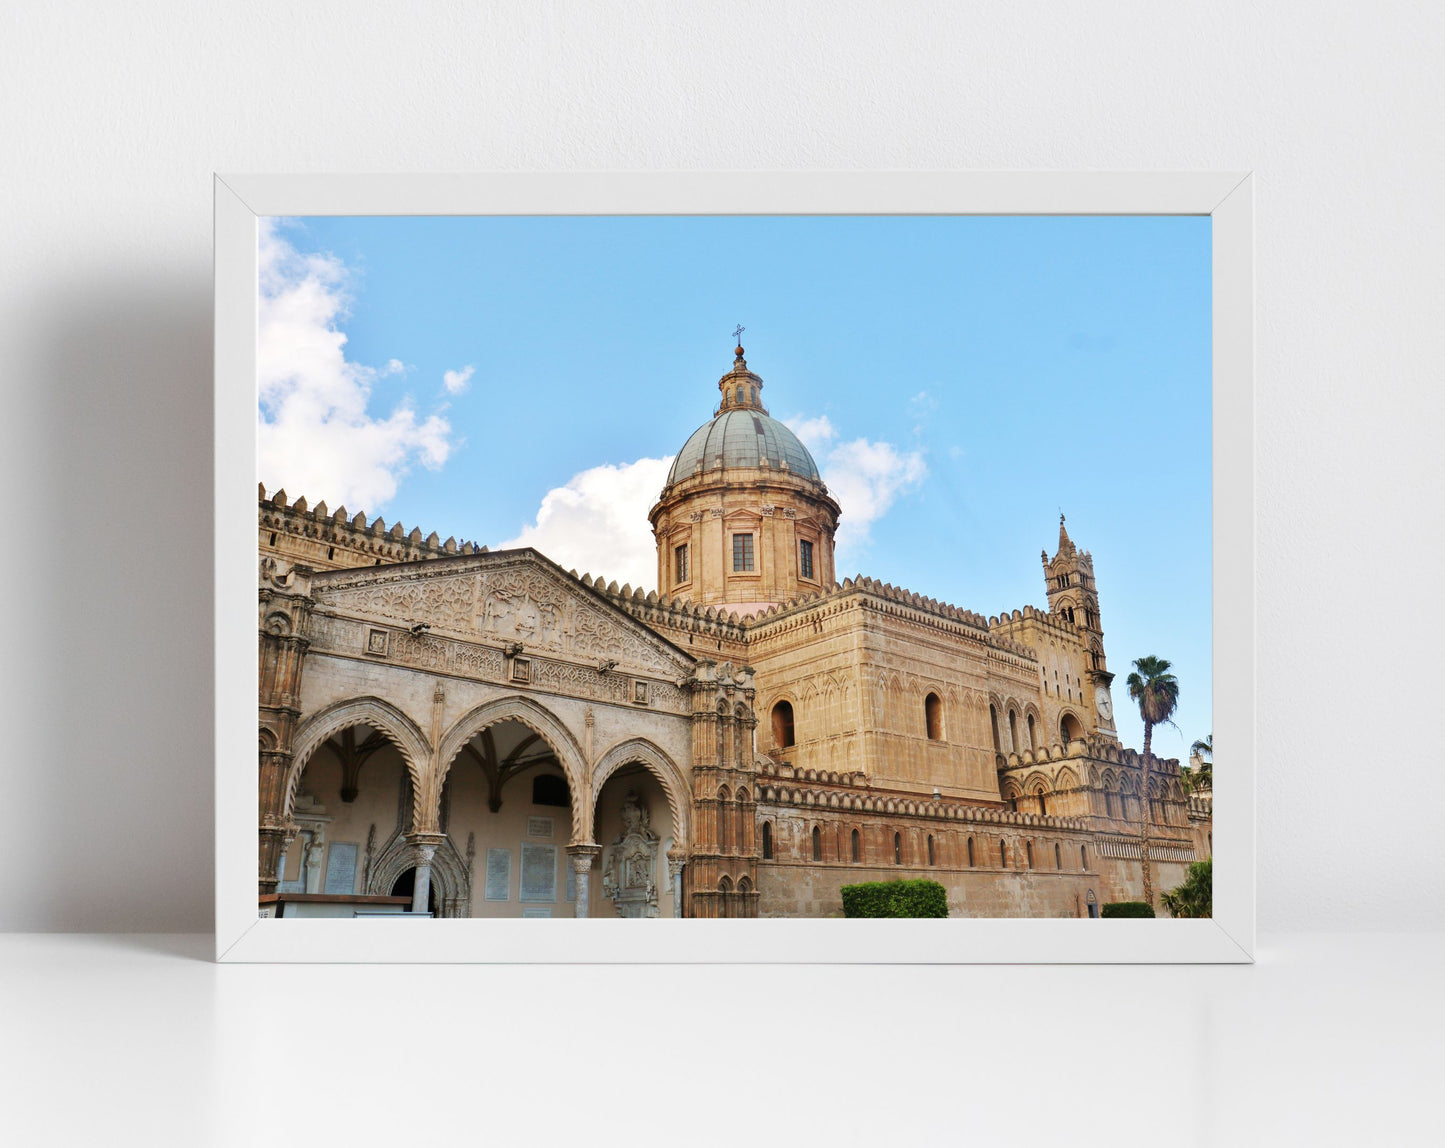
[785,414,928,570]
[499,457,675,589]
[443,365,475,395]
[256,219,454,512]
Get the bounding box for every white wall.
[2,2,1439,932]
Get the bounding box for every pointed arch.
[591,736,692,851]
[287,696,431,821]
[436,695,589,840]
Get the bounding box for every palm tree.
[1188,733,1213,791]
[1126,656,1180,910]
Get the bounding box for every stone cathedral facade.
[257,345,1211,919]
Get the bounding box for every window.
[811,825,822,861]
[1009,709,1020,752]
[799,538,814,579]
[736,386,744,403]
[1055,843,1062,869]
[989,704,1002,754]
[532,774,569,807]
[893,833,903,865]
[732,533,755,572]
[1026,841,1034,869]
[1027,713,1037,750]
[927,835,935,866]
[771,700,795,748]
[761,821,773,860]
[851,828,860,862]
[1081,845,1088,869]
[999,840,1008,867]
[925,693,943,740]
[967,837,976,867]
[674,543,689,583]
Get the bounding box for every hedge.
[840,879,948,918]
[1100,901,1157,919]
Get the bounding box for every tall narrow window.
[1027,713,1037,750]
[893,833,903,865]
[999,840,1008,867]
[1055,842,1062,869]
[967,837,976,867]
[674,543,689,583]
[1080,845,1088,869]
[770,700,795,749]
[811,825,822,861]
[851,828,860,862]
[732,533,755,572]
[761,821,773,860]
[1009,709,1020,752]
[925,693,943,740]
[799,538,814,579]
[1026,841,1035,869]
[927,835,935,866]
[989,705,1002,754]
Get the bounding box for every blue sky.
[257,213,1211,761]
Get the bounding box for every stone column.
[567,844,601,919]
[667,849,687,919]
[411,843,437,914]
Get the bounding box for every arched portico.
[435,695,590,841]
[285,696,431,821]
[589,738,691,919]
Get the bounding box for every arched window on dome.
[735,386,744,404]
[771,700,795,749]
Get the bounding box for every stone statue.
[601,789,660,918]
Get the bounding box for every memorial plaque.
[526,816,554,839]
[484,848,512,901]
[323,842,359,895]
[521,907,551,919]
[519,843,558,903]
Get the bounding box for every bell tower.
[1043,514,1116,734]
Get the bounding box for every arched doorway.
[278,719,415,903]
[438,715,578,919]
[592,762,677,918]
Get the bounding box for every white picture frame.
[217,171,1253,963]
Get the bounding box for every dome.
[666,409,822,485]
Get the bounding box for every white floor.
[1,932,1439,1147]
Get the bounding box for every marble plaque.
[521,907,552,919]
[519,843,558,903]
[526,816,554,838]
[484,848,512,901]
[323,843,359,895]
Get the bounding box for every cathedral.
[257,344,1212,919]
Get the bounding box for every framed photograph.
[218,172,1253,962]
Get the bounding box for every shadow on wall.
[17,275,214,931]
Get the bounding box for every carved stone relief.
[601,790,660,918]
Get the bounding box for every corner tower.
[649,342,841,614]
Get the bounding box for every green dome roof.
[667,409,821,485]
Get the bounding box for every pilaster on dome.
[715,343,768,415]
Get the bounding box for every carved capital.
[567,843,602,874]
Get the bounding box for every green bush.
[840,879,948,918]
[1161,859,1212,918]
[1100,901,1157,918]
